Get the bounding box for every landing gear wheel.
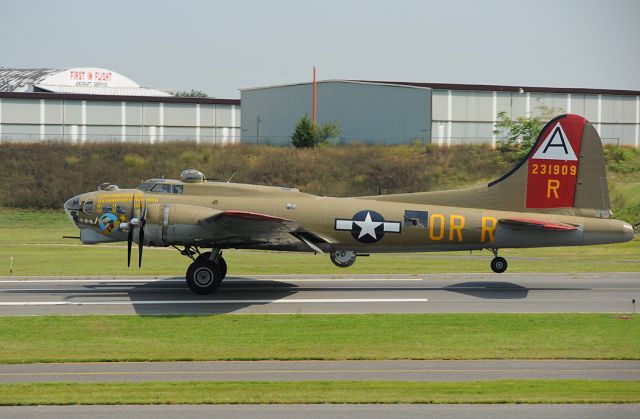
[330,250,357,268]
[195,252,227,279]
[490,257,508,273]
[216,257,228,280]
[186,258,225,295]
[195,251,211,262]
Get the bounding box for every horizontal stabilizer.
[499,217,579,231]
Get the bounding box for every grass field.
[0,314,637,363]
[0,210,638,407]
[1,380,638,405]
[0,209,638,276]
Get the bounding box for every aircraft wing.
[498,217,579,231]
[200,210,328,252]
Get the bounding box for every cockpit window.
[150,184,184,194]
[136,182,154,191]
[151,184,172,193]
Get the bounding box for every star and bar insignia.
[334,210,401,243]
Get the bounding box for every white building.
[0,67,241,144]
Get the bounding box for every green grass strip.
[0,380,638,405]
[1,314,638,363]
[0,241,638,276]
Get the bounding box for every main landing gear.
[489,248,508,273]
[174,246,228,295]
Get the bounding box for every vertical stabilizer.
[366,114,611,218]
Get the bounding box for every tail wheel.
[186,258,225,294]
[490,257,508,273]
[330,249,357,268]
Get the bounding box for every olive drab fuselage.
[65,182,633,253]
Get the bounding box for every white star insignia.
[354,211,382,239]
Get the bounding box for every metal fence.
[0,132,633,148]
[0,132,242,144]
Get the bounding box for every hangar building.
[0,67,241,143]
[241,80,640,147]
[241,81,431,145]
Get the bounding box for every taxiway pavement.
[0,360,638,383]
[0,272,638,315]
[2,404,639,419]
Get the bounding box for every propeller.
[138,204,147,268]
[127,195,135,268]
[124,194,147,268]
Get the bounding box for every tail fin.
[367,114,611,218]
[487,113,610,216]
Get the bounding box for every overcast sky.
[2,0,639,98]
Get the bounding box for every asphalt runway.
[0,272,638,315]
[1,360,638,383]
[2,404,639,419]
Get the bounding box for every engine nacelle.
[142,203,219,246]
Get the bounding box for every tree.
[315,121,341,145]
[174,89,209,98]
[493,106,557,159]
[291,114,342,148]
[291,114,315,148]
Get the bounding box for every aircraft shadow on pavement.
[442,281,589,299]
[443,281,529,299]
[127,278,298,315]
[4,278,592,313]
[4,278,296,315]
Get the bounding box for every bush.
[291,114,341,148]
[604,146,640,174]
[123,154,148,168]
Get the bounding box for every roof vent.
[181,169,206,183]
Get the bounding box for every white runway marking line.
[0,298,428,306]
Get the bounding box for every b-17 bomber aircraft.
[64,114,635,294]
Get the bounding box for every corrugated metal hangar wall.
[0,92,241,144]
[241,80,640,147]
[431,88,639,147]
[241,81,431,145]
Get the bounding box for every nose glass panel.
[64,196,81,211]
